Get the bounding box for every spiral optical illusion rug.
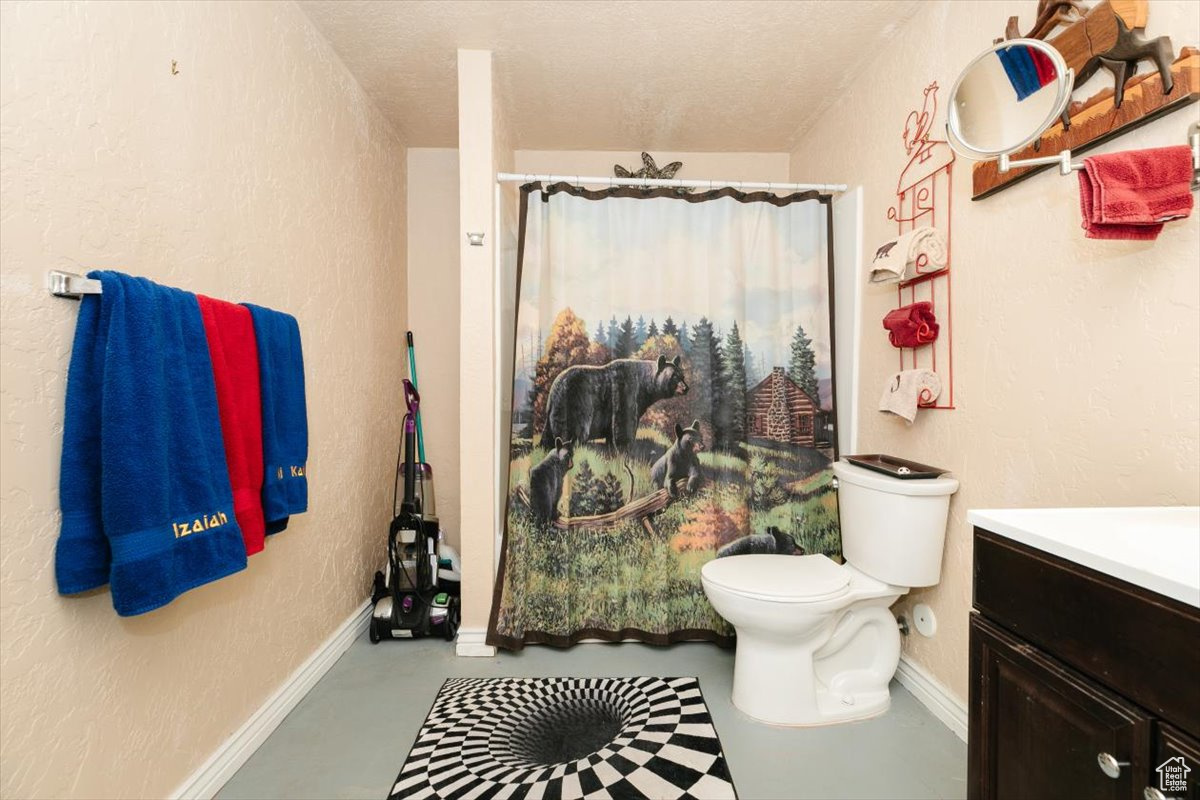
[389,676,737,799]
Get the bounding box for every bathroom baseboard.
[455,627,497,657]
[170,599,372,800]
[895,654,968,743]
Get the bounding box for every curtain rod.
[496,172,847,193]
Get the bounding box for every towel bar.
[48,270,102,299]
[999,122,1200,179]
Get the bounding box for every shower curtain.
[487,182,840,649]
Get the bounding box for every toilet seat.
[702,554,850,602]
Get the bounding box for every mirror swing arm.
[997,148,1079,176]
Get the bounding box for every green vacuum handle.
[406,331,426,464]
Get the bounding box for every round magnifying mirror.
[946,38,1074,159]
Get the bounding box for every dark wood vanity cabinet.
[969,528,1200,800]
[1157,726,1200,800]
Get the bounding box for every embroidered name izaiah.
[173,511,230,539]
[275,464,306,480]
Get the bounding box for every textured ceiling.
[297,0,922,151]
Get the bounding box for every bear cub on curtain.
[717,527,800,558]
[530,437,574,524]
[542,356,688,452]
[651,420,704,498]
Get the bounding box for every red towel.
[198,296,266,555]
[883,302,939,349]
[1078,146,1194,240]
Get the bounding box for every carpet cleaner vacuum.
[369,379,460,643]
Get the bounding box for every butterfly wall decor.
[613,152,684,182]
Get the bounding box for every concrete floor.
[217,636,967,800]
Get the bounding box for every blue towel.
[57,272,246,615]
[242,304,308,533]
[997,45,1040,101]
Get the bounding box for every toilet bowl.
[701,460,958,726]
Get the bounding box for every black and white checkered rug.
[389,676,737,799]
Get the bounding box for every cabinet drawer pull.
[1097,752,1129,779]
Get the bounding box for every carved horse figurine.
[1002,0,1175,130]
[1001,0,1087,41]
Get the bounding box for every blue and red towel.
[57,274,310,615]
[997,45,1057,102]
[57,272,247,616]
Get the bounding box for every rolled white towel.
[868,226,948,284]
[879,369,941,423]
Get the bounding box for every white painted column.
[455,49,497,656]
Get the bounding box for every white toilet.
[701,459,959,726]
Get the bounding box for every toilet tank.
[832,460,959,587]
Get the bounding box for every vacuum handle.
[403,378,420,430]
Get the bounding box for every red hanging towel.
[198,296,267,555]
[882,302,939,348]
[1078,145,1194,240]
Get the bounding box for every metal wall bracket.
[466,232,485,246]
[47,270,102,299]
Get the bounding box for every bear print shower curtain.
[487,182,841,649]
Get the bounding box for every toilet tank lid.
[833,460,959,497]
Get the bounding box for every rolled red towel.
[198,296,267,556]
[883,302,939,349]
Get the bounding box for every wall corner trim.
[170,600,372,800]
[455,628,497,658]
[895,654,968,743]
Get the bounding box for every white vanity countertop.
[967,507,1200,608]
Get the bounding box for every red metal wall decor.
[887,81,955,410]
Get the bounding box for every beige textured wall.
[790,0,1200,704]
[407,148,461,551]
[0,2,407,798]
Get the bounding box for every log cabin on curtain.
[746,367,829,448]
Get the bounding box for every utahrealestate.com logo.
[1157,756,1191,793]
